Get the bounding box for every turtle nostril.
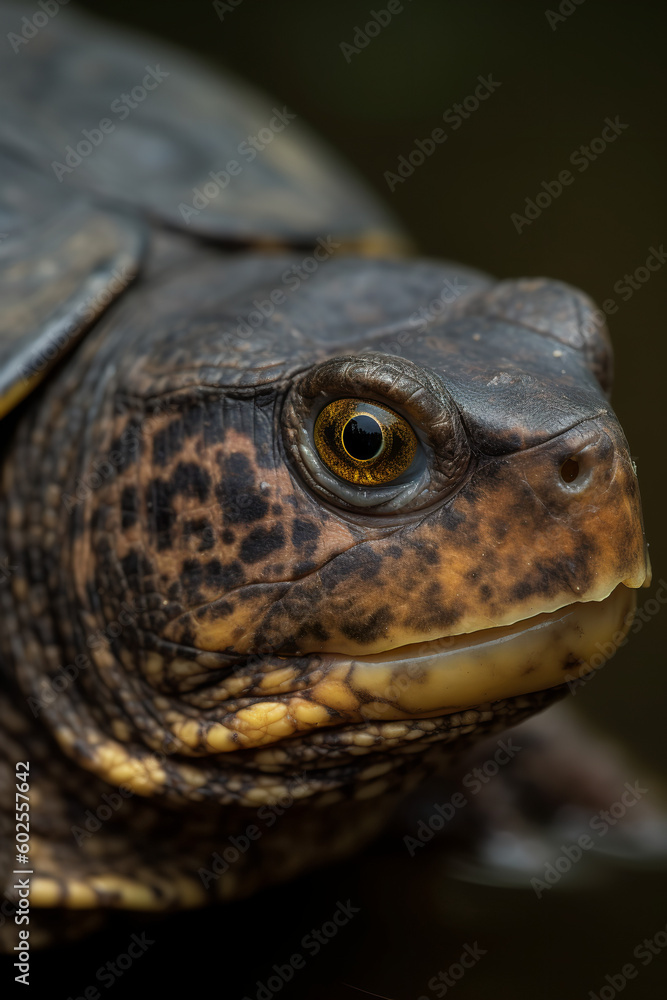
[560,457,581,484]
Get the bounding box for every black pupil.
[342,415,383,461]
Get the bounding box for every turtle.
[0,1,651,950]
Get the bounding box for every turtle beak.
[177,583,637,753]
[307,583,637,723]
[625,545,652,589]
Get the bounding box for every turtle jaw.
[191,583,636,753]
[306,583,637,724]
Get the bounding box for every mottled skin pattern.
[0,3,650,949]
[0,235,649,945]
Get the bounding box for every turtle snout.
[542,414,650,591]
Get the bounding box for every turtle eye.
[314,398,417,485]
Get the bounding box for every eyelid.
[283,355,471,514]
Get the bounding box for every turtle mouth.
[306,583,636,720]
[193,584,636,754]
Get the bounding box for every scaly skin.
[0,0,649,953]
[0,240,648,944]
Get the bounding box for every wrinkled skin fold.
[0,253,649,932]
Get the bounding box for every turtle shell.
[0,2,400,247]
[0,0,404,416]
[0,150,145,416]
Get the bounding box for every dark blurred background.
[9,0,667,996]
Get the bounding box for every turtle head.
[6,258,649,805]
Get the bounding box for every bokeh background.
[6,0,667,996]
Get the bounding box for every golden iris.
[314,398,417,485]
